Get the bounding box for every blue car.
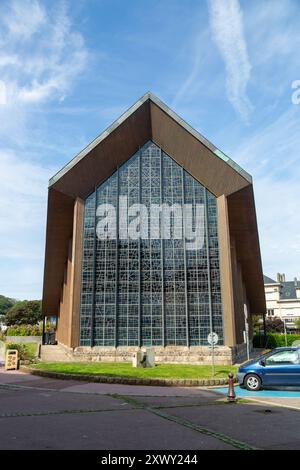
[237,347,300,391]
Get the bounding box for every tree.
[0,295,16,316]
[265,316,284,333]
[295,318,300,330]
[5,300,42,326]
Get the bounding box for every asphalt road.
[1,368,300,450]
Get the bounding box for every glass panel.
[80,141,223,346]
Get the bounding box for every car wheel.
[244,374,262,391]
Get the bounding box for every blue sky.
[0,0,300,299]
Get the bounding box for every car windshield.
[265,350,300,365]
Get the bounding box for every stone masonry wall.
[58,342,252,365]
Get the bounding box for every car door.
[262,349,300,386]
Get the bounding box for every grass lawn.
[33,362,238,379]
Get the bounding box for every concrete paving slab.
[162,403,300,450]
[10,378,87,390]
[0,388,133,415]
[63,382,208,396]
[128,393,223,408]
[0,370,42,384]
[249,397,300,411]
[0,409,235,450]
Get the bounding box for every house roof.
[281,280,300,300]
[264,274,300,300]
[263,275,277,284]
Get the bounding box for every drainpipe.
[42,316,46,345]
[263,311,267,347]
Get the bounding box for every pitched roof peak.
[49,92,252,189]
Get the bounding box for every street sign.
[5,349,18,370]
[207,332,219,346]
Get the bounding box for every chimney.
[277,273,286,283]
[294,277,298,287]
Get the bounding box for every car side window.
[266,350,300,365]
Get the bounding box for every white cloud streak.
[0,1,90,299]
[208,0,252,121]
[0,81,7,105]
[3,0,46,39]
[232,107,300,279]
[0,0,89,106]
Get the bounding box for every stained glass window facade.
[80,141,223,347]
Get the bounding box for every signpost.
[284,320,288,347]
[207,332,219,377]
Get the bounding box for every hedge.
[5,342,38,361]
[6,324,42,337]
[253,333,300,348]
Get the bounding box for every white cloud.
[18,79,60,104]
[0,148,54,298]
[0,1,90,299]
[208,0,252,121]
[0,81,7,105]
[3,0,46,40]
[232,107,300,279]
[0,55,20,67]
[0,149,52,250]
[0,0,89,106]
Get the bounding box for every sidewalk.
[0,368,300,449]
[213,385,300,411]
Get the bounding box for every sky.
[0,0,300,300]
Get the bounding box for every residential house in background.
[264,274,300,329]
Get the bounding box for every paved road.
[1,368,300,450]
[0,341,4,366]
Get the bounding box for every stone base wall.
[65,342,252,365]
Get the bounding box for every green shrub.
[253,333,300,348]
[6,324,42,337]
[6,343,29,361]
[6,342,38,361]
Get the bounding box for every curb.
[21,367,234,387]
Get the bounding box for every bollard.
[227,372,236,403]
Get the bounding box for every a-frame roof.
[48,92,252,200]
[50,91,251,191]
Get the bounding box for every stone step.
[40,345,72,362]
